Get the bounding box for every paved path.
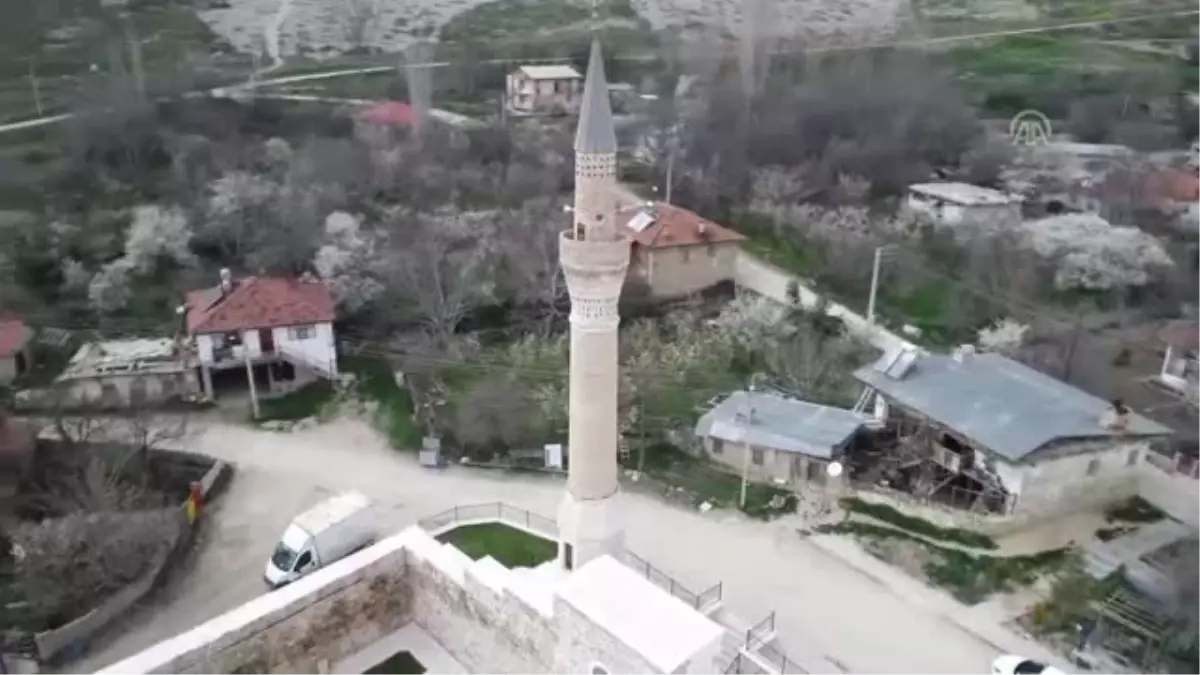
[65,416,1066,674]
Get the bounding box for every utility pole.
[739,385,755,509]
[28,60,42,115]
[243,331,261,419]
[867,245,894,324]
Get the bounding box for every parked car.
[264,491,376,588]
[991,655,1064,675]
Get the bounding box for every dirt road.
[68,417,1065,674]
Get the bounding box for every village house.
[853,345,1174,519]
[50,338,201,409]
[185,270,338,399]
[694,390,866,488]
[354,100,418,144]
[619,202,744,299]
[904,182,1022,233]
[505,65,583,116]
[0,317,33,384]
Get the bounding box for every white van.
[264,491,376,588]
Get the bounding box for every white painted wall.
[734,251,919,354]
[194,322,336,376]
[1012,441,1149,516]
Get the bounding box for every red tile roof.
[1159,321,1199,350]
[616,203,745,249]
[357,101,416,128]
[1145,169,1200,204]
[0,318,32,358]
[186,276,336,334]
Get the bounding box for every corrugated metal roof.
[574,39,617,154]
[854,351,1173,461]
[694,391,866,459]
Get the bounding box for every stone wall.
[407,549,555,674]
[733,250,918,354]
[102,534,415,674]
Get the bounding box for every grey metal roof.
[694,391,867,459]
[574,39,618,154]
[854,351,1174,461]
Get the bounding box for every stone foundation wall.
[407,553,555,673]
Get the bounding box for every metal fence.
[625,551,723,611]
[417,502,559,539]
[724,652,770,674]
[755,640,806,674]
[745,611,775,649]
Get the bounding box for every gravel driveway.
[68,417,1052,674]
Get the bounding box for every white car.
[991,655,1065,675]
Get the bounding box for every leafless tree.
[497,198,568,331]
[384,210,495,348]
[453,374,536,455]
[12,508,182,629]
[763,323,874,406]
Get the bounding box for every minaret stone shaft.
[557,38,629,571]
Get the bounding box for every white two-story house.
[185,269,338,400]
[505,65,582,116]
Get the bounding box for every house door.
[14,351,26,376]
[259,329,275,355]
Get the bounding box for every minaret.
[557,38,629,571]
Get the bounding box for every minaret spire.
[574,39,617,155]
[557,22,630,572]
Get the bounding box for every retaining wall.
[734,250,919,354]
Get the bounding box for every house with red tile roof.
[184,269,338,400]
[0,317,33,385]
[617,202,745,299]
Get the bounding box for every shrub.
[840,497,998,550]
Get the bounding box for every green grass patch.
[730,213,823,278]
[1104,496,1166,524]
[347,356,423,450]
[840,497,998,550]
[256,381,336,421]
[636,442,797,520]
[822,520,1070,604]
[366,652,426,675]
[437,522,557,568]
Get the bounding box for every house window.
[1126,450,1139,466]
[288,325,315,340]
[707,244,716,257]
[751,447,764,466]
[711,438,724,455]
[1086,458,1101,476]
[681,247,690,262]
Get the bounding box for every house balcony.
[210,344,277,369]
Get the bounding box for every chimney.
[219,268,233,295]
[952,344,976,363]
[697,220,708,238]
[1102,398,1131,432]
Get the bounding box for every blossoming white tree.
[1019,214,1173,291]
[314,211,384,312]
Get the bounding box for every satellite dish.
[826,461,844,478]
